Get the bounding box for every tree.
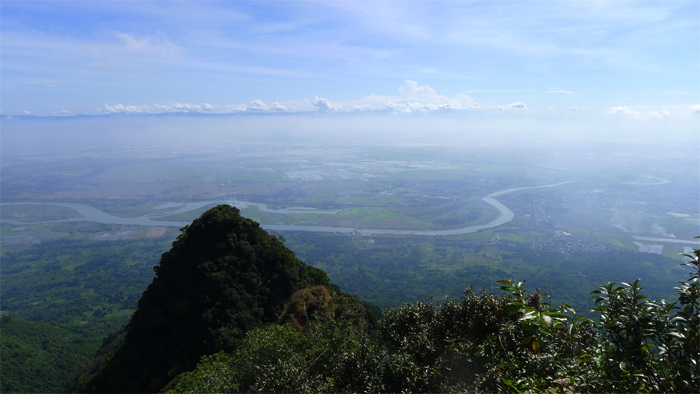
[169,291,384,394]
[589,241,700,392]
[83,205,330,393]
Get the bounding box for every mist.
[3,109,698,157]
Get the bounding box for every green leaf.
[504,304,525,313]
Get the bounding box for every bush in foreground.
[170,245,699,393]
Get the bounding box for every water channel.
[1,182,572,236]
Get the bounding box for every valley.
[2,135,699,392]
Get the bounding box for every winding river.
[1,182,572,236]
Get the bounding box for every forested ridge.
[4,206,699,393]
[75,205,332,393]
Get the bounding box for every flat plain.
[2,128,699,393]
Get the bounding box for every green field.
[1,204,81,222]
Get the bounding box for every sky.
[1,0,699,129]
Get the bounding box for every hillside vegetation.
[0,319,97,393]
[78,205,331,393]
[71,206,699,393]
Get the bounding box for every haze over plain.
[2,0,699,295]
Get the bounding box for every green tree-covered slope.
[81,205,331,393]
[0,319,98,393]
[171,251,700,393]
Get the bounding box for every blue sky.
[1,0,698,122]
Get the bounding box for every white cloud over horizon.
[495,102,528,111]
[88,82,700,122]
[312,96,341,112]
[100,80,488,115]
[549,89,574,94]
[2,1,698,117]
[15,79,690,126]
[606,105,700,119]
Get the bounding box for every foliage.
[83,205,331,393]
[167,244,700,394]
[376,283,595,393]
[170,284,588,394]
[0,319,98,393]
[586,242,700,392]
[284,231,683,312]
[1,238,167,328]
[278,285,332,332]
[483,280,596,393]
[0,238,171,393]
[170,291,383,394]
[5,201,697,393]
[64,327,127,393]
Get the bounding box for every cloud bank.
[605,105,700,119]
[103,100,303,115]
[495,102,528,110]
[101,80,490,115]
[93,81,698,123]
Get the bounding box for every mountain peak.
[84,205,330,393]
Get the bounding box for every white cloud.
[97,81,679,116]
[649,109,671,119]
[608,106,640,117]
[495,102,527,110]
[22,110,31,114]
[269,102,287,111]
[383,101,438,113]
[548,89,574,94]
[247,99,269,111]
[343,80,480,113]
[607,104,700,119]
[312,96,341,112]
[99,80,489,115]
[464,89,528,93]
[105,102,238,114]
[353,104,374,112]
[397,79,439,99]
[112,31,182,58]
[102,99,314,115]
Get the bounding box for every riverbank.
[1,181,572,236]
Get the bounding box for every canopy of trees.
[170,247,700,393]
[78,206,699,393]
[81,205,331,393]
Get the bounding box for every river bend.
[1,182,572,236]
